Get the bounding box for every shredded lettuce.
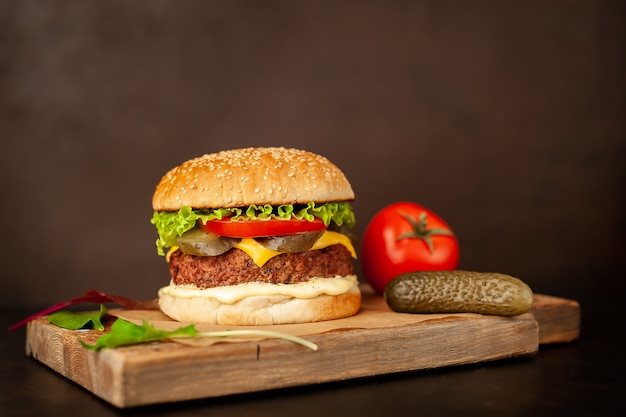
[150,202,355,256]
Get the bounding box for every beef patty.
[168,244,354,289]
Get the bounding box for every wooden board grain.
[25,289,580,408]
[532,294,581,344]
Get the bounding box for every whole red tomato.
[361,202,460,294]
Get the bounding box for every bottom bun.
[158,276,361,325]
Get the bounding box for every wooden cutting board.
[25,287,580,408]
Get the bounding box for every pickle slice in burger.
[175,228,237,256]
[255,230,325,253]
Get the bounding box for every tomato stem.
[396,212,453,254]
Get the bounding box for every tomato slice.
[199,217,327,238]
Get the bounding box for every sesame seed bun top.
[152,147,355,211]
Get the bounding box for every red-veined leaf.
[8,290,158,330]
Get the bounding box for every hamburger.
[151,147,360,325]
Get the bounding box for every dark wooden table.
[2,306,625,417]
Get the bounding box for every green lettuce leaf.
[48,304,108,331]
[80,318,198,350]
[79,318,318,351]
[150,202,355,255]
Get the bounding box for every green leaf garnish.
[79,318,198,350]
[48,304,108,331]
[79,318,318,351]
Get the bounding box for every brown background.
[1,1,624,329]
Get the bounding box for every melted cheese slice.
[160,275,358,304]
[165,246,179,263]
[233,238,282,266]
[233,230,356,267]
[311,230,357,257]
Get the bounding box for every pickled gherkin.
[384,271,534,316]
